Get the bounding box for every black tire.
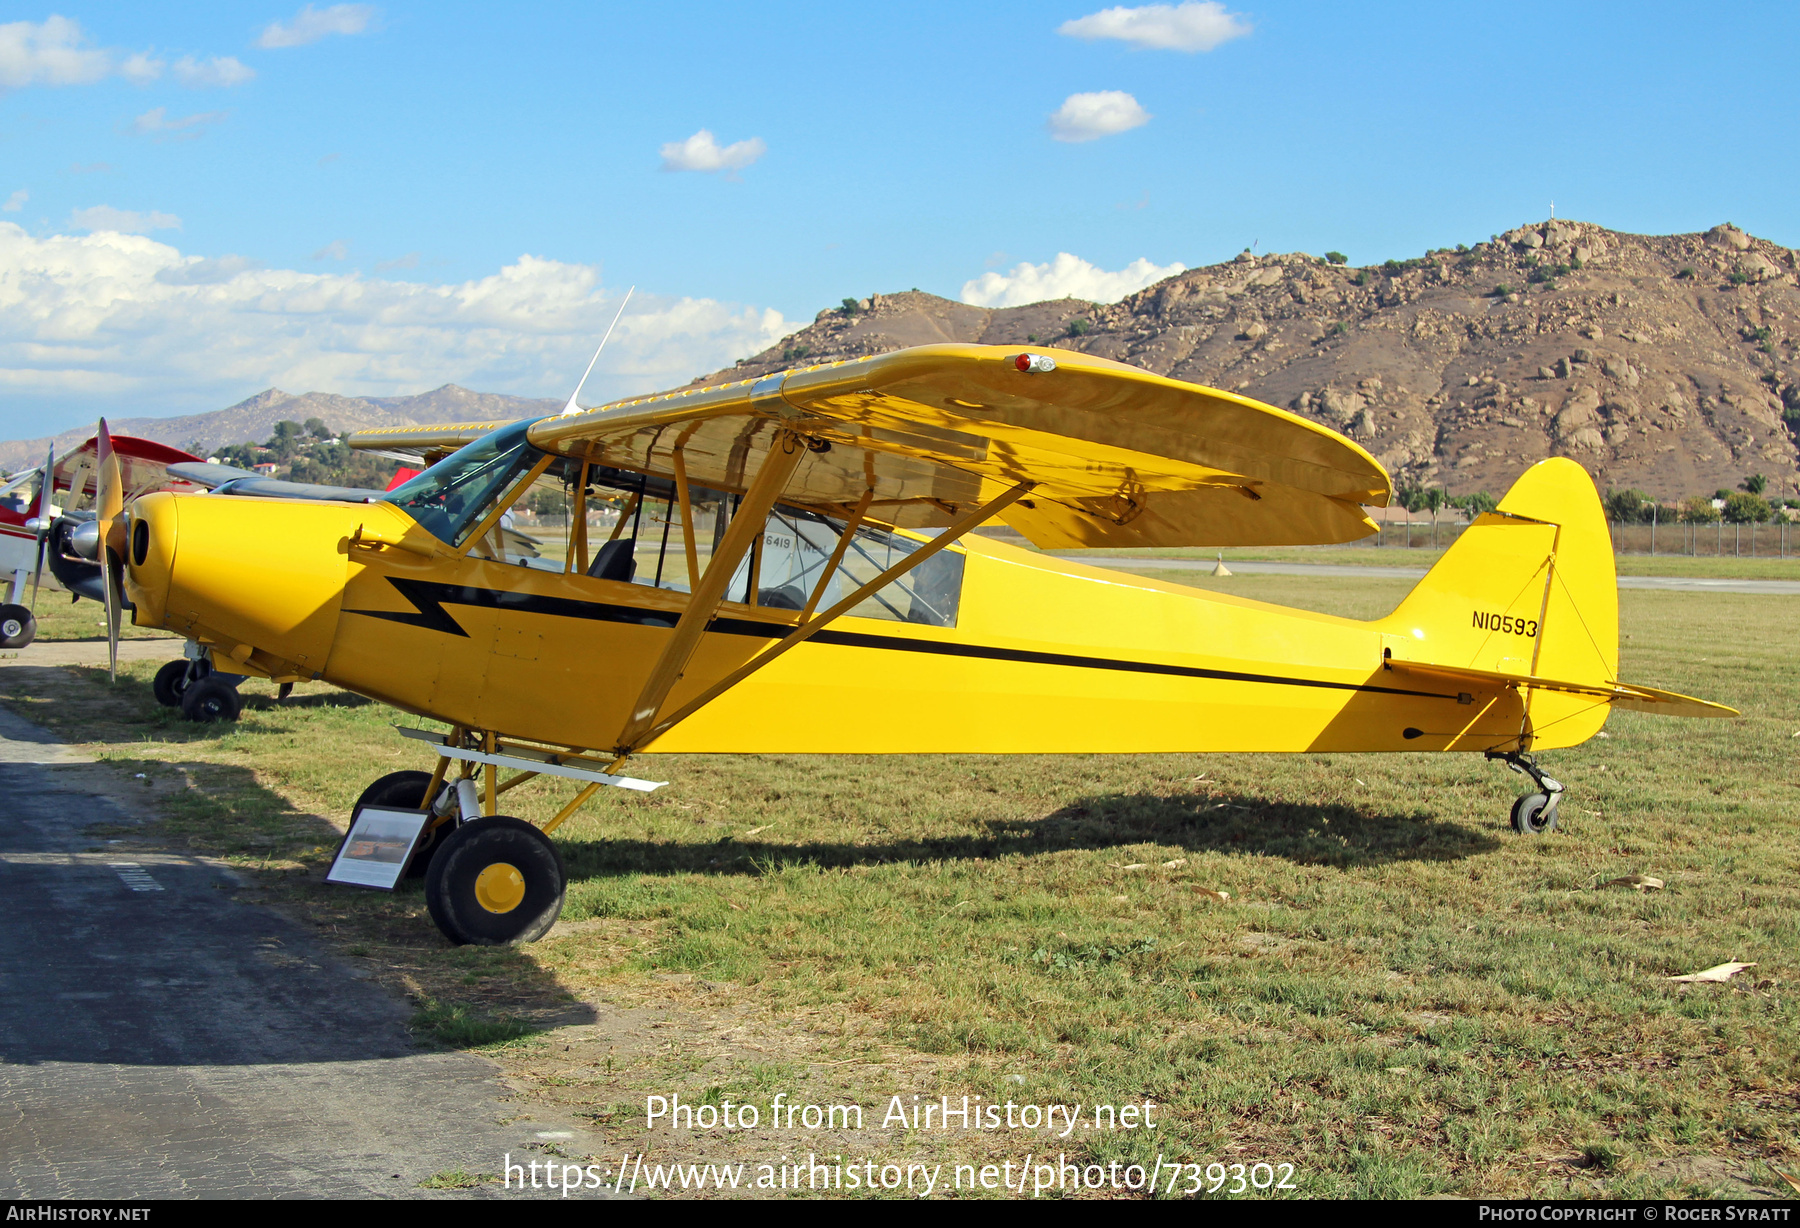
[0,603,35,650]
[180,675,242,722]
[353,769,448,879]
[152,659,191,707]
[425,817,565,946]
[1510,792,1558,835]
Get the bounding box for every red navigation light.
[1013,353,1057,373]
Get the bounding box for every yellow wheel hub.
[474,862,526,914]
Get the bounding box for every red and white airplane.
[0,433,205,648]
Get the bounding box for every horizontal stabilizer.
[1386,660,1737,719]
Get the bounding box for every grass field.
[1,572,1794,1199]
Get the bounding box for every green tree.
[305,417,331,440]
[1740,473,1767,495]
[1456,491,1498,517]
[1603,488,1651,523]
[1325,251,1348,265]
[1722,491,1772,523]
[1681,494,1721,524]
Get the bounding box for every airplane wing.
[523,344,1392,549]
[343,421,518,470]
[51,434,207,507]
[1385,660,1738,718]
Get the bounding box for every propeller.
[94,420,125,682]
[26,443,53,611]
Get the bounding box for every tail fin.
[1375,458,1620,749]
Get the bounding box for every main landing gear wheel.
[152,659,191,707]
[353,769,449,879]
[0,603,35,650]
[180,675,242,723]
[1510,792,1559,835]
[425,816,566,946]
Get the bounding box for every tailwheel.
[1510,792,1559,835]
[0,603,35,650]
[353,769,450,879]
[1488,749,1565,837]
[425,816,565,946]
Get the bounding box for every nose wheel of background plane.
[425,816,566,946]
[0,604,35,649]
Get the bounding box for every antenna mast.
[561,286,636,416]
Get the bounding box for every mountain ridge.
[0,385,561,470]
[698,218,1800,501]
[6,219,1796,502]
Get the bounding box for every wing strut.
[614,430,809,752]
[614,479,1034,761]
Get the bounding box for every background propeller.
[27,443,54,612]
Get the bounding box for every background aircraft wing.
[53,435,206,506]
[525,344,1392,548]
[342,421,518,470]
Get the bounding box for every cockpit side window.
[382,420,546,547]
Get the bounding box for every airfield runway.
[1059,555,1800,595]
[0,702,597,1200]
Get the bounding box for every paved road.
[1057,555,1800,595]
[0,703,604,1199]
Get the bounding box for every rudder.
[1375,458,1618,750]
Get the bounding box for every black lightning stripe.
[344,577,1457,700]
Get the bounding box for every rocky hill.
[0,385,559,471]
[6,220,1795,502]
[700,220,1800,501]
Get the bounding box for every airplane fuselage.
[126,492,1575,758]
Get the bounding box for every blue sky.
[3,2,1798,439]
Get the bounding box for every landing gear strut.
[1487,750,1564,835]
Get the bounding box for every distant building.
[252,463,280,477]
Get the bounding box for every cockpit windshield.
[382,419,547,547]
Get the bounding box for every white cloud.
[174,55,254,87]
[0,223,790,425]
[312,240,350,261]
[0,18,255,91]
[376,252,420,272]
[258,4,377,49]
[960,252,1185,308]
[130,107,229,141]
[119,50,165,84]
[0,16,115,88]
[3,190,25,213]
[659,129,767,174]
[67,206,182,234]
[1058,2,1251,51]
[1047,90,1150,142]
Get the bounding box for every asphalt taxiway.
[0,702,597,1199]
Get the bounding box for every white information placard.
[326,806,431,890]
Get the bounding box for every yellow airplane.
[96,344,1731,946]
